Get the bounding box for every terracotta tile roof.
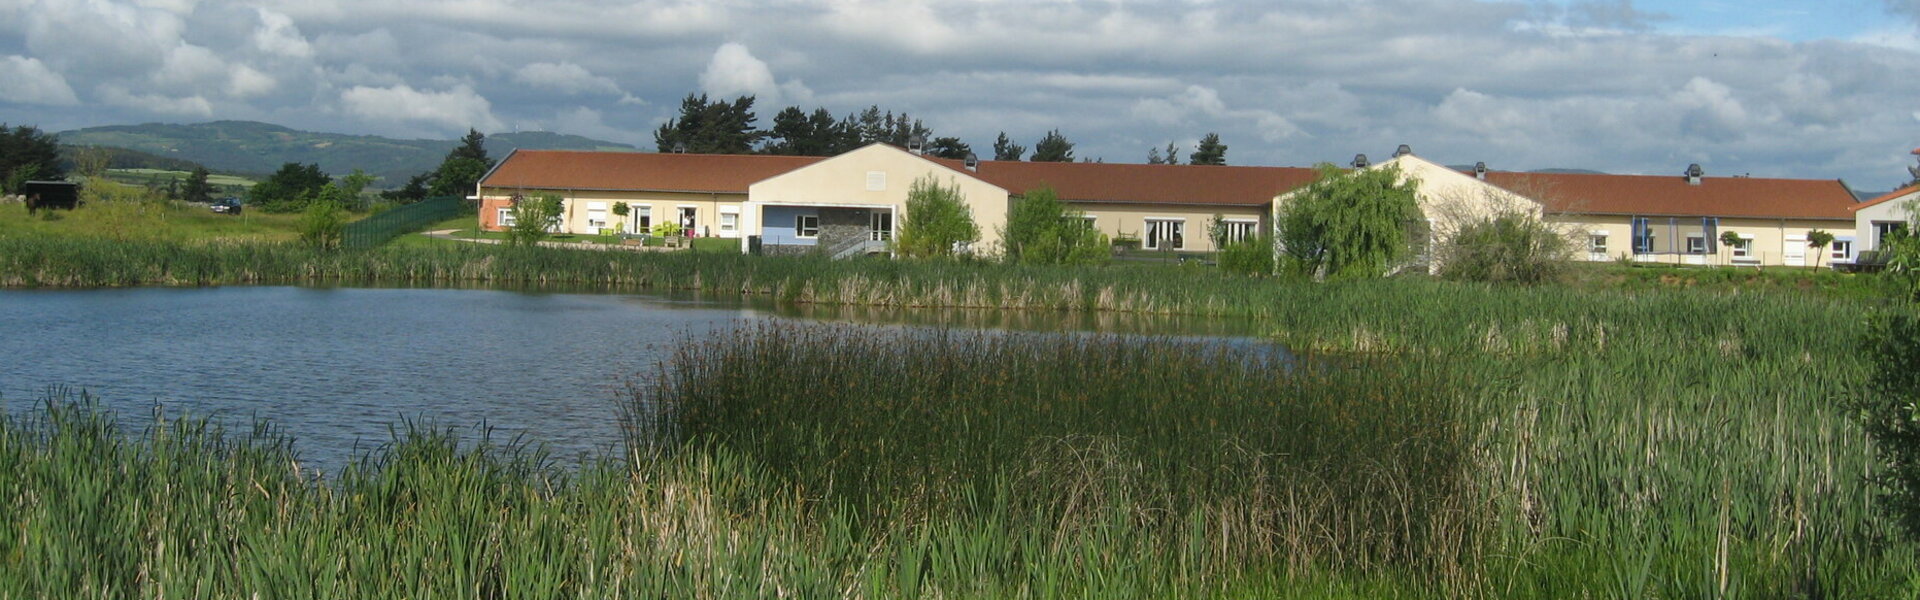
[1852,184,1919,212]
[480,149,825,193]
[1480,171,1857,220]
[964,161,1320,206]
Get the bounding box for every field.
[0,201,307,244]
[0,231,1916,596]
[104,168,258,190]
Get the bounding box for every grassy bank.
[5,304,1916,596]
[0,201,306,243]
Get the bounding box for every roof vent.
[964,152,979,172]
[672,142,687,154]
[1351,154,1370,169]
[907,134,926,155]
[1393,144,1413,158]
[1685,163,1703,185]
[1474,161,1488,180]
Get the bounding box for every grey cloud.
[1,0,1917,188]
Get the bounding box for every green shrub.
[894,175,979,258]
[1216,234,1274,276]
[1000,185,1109,265]
[1436,210,1571,284]
[297,199,346,250]
[1859,309,1920,539]
[505,193,563,247]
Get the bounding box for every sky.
[2,0,1919,190]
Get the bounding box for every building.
[1852,185,1916,260]
[1482,165,1858,267]
[479,143,1865,268]
[479,144,1312,256]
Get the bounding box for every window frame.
[796,214,820,239]
[1144,218,1186,251]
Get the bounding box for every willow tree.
[894,175,979,258]
[1276,163,1422,279]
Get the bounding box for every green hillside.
[56,121,638,186]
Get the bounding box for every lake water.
[0,286,1269,471]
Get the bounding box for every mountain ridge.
[57,120,638,185]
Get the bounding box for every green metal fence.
[342,196,470,249]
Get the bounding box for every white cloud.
[253,8,314,58]
[339,83,504,133]
[97,84,212,117]
[1129,85,1303,142]
[227,64,277,98]
[512,62,623,96]
[698,42,811,106]
[0,56,80,105]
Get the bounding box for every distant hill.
[56,120,638,186]
[58,145,208,173]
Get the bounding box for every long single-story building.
[479,143,1313,256]
[479,143,1873,267]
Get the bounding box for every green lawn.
[0,201,307,243]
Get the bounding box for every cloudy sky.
[3,0,1919,189]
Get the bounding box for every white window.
[1731,236,1754,259]
[1219,220,1258,245]
[586,202,608,230]
[1145,219,1185,250]
[633,205,653,233]
[1588,233,1608,254]
[870,211,893,241]
[1832,239,1853,261]
[1686,234,1706,254]
[719,210,739,233]
[678,206,697,231]
[497,208,516,228]
[796,215,820,238]
[1079,215,1098,229]
[865,171,886,191]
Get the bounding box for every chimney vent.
[1474,162,1488,180]
[672,142,687,154]
[1351,154,1370,169]
[1685,163,1704,185]
[1393,144,1413,158]
[964,152,979,172]
[907,134,926,155]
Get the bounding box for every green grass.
[0,201,307,243]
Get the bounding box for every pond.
[0,285,1271,471]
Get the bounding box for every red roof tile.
[480,149,824,193]
[1481,171,1856,220]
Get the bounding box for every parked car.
[211,198,242,215]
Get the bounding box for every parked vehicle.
[211,198,242,215]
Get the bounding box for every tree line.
[652,93,1232,166]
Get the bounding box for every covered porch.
[746,203,896,258]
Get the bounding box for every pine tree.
[179,166,212,204]
[1188,133,1227,166]
[1030,129,1074,162]
[992,132,1025,161]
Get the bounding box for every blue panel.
[760,206,818,246]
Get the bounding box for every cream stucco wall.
[1271,154,1545,271]
[1855,191,1916,254]
[478,187,746,237]
[1551,214,1854,266]
[1069,203,1267,253]
[746,144,1011,253]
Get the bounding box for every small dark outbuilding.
[23,180,79,213]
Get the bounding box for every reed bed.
[5,234,1917,596]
